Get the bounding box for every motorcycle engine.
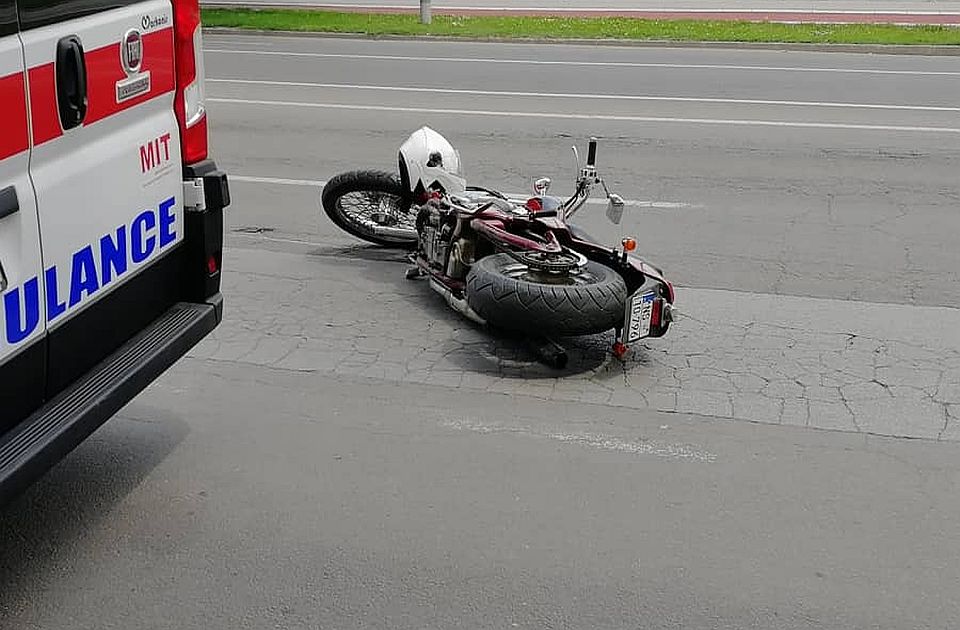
[417,203,454,268]
[416,202,473,280]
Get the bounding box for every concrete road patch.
[191,245,960,441]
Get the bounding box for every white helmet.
[398,126,466,203]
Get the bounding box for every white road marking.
[205,49,960,77]
[228,174,697,209]
[441,419,718,462]
[231,174,325,186]
[209,78,960,112]
[209,97,960,134]
[617,201,698,209]
[229,174,328,187]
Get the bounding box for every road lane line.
[204,49,960,77]
[228,175,697,209]
[209,98,960,134]
[440,419,718,462]
[209,78,960,112]
[229,174,327,187]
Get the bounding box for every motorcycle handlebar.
[529,209,558,219]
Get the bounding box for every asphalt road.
[204,35,960,307]
[2,35,960,629]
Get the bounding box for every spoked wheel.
[465,253,627,336]
[321,170,418,248]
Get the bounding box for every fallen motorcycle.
[320,127,675,368]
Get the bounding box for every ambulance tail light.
[172,0,208,165]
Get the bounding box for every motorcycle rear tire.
[465,253,627,336]
[320,170,417,248]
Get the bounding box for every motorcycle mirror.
[606,193,625,225]
[533,177,551,195]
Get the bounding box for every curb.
[204,27,960,55]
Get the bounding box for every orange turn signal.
[621,238,637,252]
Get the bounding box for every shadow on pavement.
[0,406,188,611]
[309,244,619,378]
[308,243,413,265]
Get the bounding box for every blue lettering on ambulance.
[159,197,176,248]
[69,246,100,306]
[3,196,178,345]
[3,278,40,345]
[45,267,66,322]
[100,226,128,285]
[131,210,157,263]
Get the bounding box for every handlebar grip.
[586,137,598,167]
[529,209,558,219]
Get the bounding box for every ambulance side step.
[0,297,221,506]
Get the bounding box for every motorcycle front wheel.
[465,253,627,336]
[320,170,418,248]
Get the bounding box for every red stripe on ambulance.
[0,71,29,160]
[27,63,62,145]
[85,27,175,125]
[28,26,175,147]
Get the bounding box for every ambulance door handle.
[55,36,87,130]
[0,186,18,221]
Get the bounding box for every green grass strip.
[201,8,960,45]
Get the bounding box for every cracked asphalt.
[195,246,960,441]
[2,36,960,629]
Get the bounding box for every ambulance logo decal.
[121,29,143,74]
[116,28,151,103]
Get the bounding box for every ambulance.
[0,0,229,504]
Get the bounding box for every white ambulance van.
[0,0,229,505]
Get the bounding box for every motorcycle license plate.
[624,291,657,343]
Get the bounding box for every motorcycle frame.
[408,137,676,344]
[415,198,675,340]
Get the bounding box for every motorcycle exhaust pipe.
[429,279,487,326]
[373,225,418,240]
